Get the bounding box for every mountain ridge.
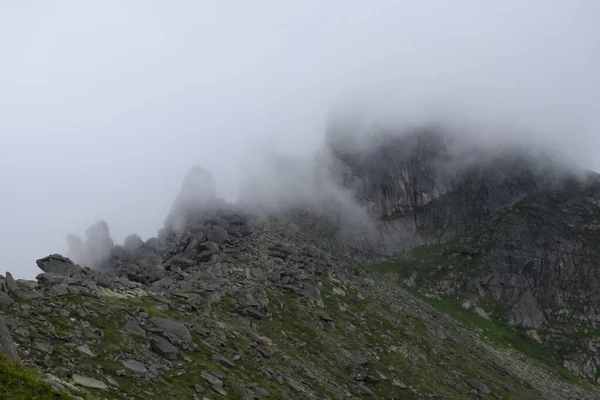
[1,128,600,399]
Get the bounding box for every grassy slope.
[0,355,72,400]
[7,278,554,400]
[369,187,600,385]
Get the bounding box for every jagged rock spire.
[66,220,114,268]
[165,165,219,235]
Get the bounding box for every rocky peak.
[328,128,583,257]
[164,165,225,236]
[66,220,114,269]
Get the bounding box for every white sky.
[1,1,599,279]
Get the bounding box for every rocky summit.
[2,130,600,400]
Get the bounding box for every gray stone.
[14,327,30,338]
[212,383,227,396]
[50,283,71,296]
[76,344,96,357]
[16,279,38,290]
[149,317,192,343]
[106,376,119,387]
[122,359,148,373]
[201,370,223,386]
[212,354,235,369]
[0,315,19,361]
[72,374,108,390]
[5,272,18,293]
[12,289,41,301]
[0,292,13,308]
[301,283,324,307]
[467,378,491,394]
[256,387,270,397]
[170,255,197,270]
[150,336,178,360]
[392,379,408,389]
[35,342,54,354]
[36,254,82,275]
[341,349,368,366]
[197,242,219,261]
[36,273,67,286]
[124,320,146,336]
[42,373,77,392]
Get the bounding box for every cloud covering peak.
[1,1,599,278]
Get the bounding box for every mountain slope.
[328,129,600,382]
[1,129,600,398]
[1,213,598,400]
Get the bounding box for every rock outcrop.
[328,129,576,257]
[0,314,19,362]
[164,165,223,236]
[327,128,600,382]
[67,220,114,268]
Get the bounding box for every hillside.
[1,130,600,399]
[329,129,600,383]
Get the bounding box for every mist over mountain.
[2,3,600,398]
[1,1,599,279]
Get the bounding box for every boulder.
[122,359,147,374]
[36,273,65,286]
[300,283,324,307]
[16,280,38,291]
[0,292,13,308]
[150,336,178,360]
[72,374,108,390]
[4,272,18,293]
[49,284,71,296]
[36,255,82,276]
[12,289,42,301]
[148,317,192,343]
[124,320,146,336]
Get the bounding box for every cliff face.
[331,129,600,381]
[329,130,573,257]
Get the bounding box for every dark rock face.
[328,128,600,381]
[329,130,570,258]
[36,254,83,276]
[0,315,19,362]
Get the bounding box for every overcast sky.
[1,1,599,279]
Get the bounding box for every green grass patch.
[403,287,581,384]
[0,355,73,400]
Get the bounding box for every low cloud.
[1,1,598,278]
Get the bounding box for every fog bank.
[1,1,599,278]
